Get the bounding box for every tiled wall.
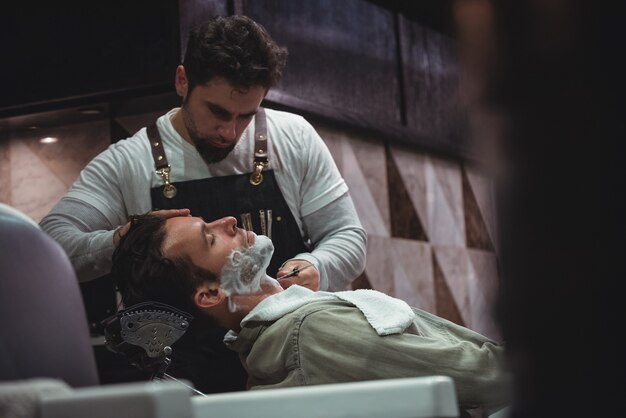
[0,120,110,221]
[318,123,502,342]
[0,110,501,341]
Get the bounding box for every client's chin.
[220,234,275,312]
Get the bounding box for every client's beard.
[220,235,274,307]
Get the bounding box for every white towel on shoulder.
[333,288,416,335]
[241,285,415,336]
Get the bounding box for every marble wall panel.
[466,248,501,341]
[432,246,470,315]
[426,156,465,246]
[363,235,396,296]
[390,146,465,246]
[389,238,435,312]
[363,236,434,312]
[23,121,110,188]
[388,146,430,235]
[9,140,69,222]
[433,245,501,341]
[0,139,10,203]
[464,165,498,251]
[316,124,390,237]
[5,120,110,222]
[356,236,436,313]
[432,251,465,326]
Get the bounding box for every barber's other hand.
[276,260,320,291]
[113,208,191,246]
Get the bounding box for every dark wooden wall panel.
[399,16,467,149]
[179,0,229,60]
[0,1,180,115]
[1,0,473,161]
[241,0,401,124]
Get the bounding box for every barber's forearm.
[301,226,366,291]
[301,194,367,291]
[40,199,120,282]
[68,230,116,282]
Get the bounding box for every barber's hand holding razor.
[276,260,320,291]
[113,208,191,247]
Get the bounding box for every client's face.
[162,216,254,276]
[220,233,274,298]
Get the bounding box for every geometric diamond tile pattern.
[0,138,12,203]
[386,145,428,241]
[321,126,502,341]
[463,164,498,252]
[433,245,501,341]
[432,249,466,327]
[363,235,435,312]
[316,126,390,237]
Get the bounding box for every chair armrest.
[192,376,459,418]
[39,381,193,418]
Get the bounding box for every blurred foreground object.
[454,1,625,417]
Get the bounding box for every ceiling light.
[78,107,103,115]
[39,137,58,144]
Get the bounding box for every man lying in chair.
[110,213,510,413]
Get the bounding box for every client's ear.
[194,282,223,309]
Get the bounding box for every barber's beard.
[181,107,236,164]
[220,234,274,302]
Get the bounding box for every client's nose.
[210,216,238,235]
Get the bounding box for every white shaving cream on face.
[220,234,275,311]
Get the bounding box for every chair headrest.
[101,302,193,372]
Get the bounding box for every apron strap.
[254,107,268,158]
[250,108,269,186]
[147,123,177,198]
[147,123,169,170]
[146,108,269,192]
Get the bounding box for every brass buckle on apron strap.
[155,165,177,198]
[250,159,268,186]
[249,109,269,186]
[147,124,177,199]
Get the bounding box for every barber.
[40,15,366,393]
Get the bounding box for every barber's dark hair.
[183,15,288,91]
[111,214,218,317]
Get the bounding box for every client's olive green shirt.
[225,299,509,410]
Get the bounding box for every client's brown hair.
[111,213,218,317]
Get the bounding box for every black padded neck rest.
[101,301,193,372]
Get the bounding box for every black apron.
[147,108,309,393]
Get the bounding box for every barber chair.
[192,376,459,418]
[0,211,98,387]
[36,375,461,418]
[0,209,193,418]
